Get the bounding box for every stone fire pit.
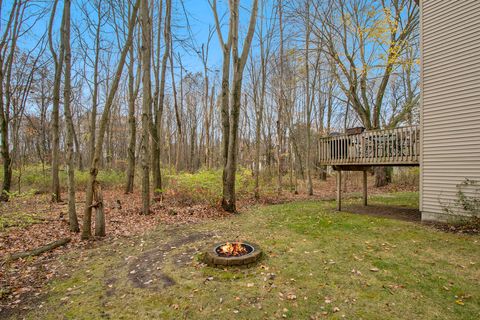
[203,241,262,267]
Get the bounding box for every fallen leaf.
[287,293,297,300]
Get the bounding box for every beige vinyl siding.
[421,0,480,221]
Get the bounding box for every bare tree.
[62,0,79,231]
[220,0,259,212]
[197,28,215,169]
[250,0,274,199]
[81,0,141,239]
[210,0,232,196]
[0,0,44,201]
[304,0,313,196]
[140,0,152,214]
[275,0,284,195]
[47,0,64,203]
[169,51,182,171]
[86,0,103,176]
[312,0,418,186]
[0,0,20,201]
[125,18,141,194]
[150,0,165,197]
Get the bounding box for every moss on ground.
[17,192,480,320]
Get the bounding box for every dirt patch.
[344,205,479,234]
[171,247,199,267]
[343,204,421,222]
[128,232,211,290]
[424,218,480,235]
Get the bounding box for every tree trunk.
[93,181,105,237]
[211,0,233,207]
[151,0,170,195]
[62,0,79,232]
[0,0,18,202]
[0,131,11,201]
[150,0,163,195]
[374,166,392,187]
[88,0,102,172]
[305,0,313,196]
[220,0,258,212]
[222,78,241,212]
[125,35,138,194]
[254,119,261,199]
[48,0,64,203]
[190,123,196,172]
[211,0,233,193]
[140,0,152,214]
[220,47,232,188]
[73,126,83,171]
[276,0,284,195]
[169,52,182,171]
[206,84,215,169]
[50,83,62,201]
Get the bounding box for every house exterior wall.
[420,0,480,221]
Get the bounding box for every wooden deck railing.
[319,126,420,166]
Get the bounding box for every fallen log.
[2,237,71,264]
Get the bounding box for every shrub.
[443,178,480,218]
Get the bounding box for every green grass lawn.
[22,192,479,319]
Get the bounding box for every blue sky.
[173,0,259,73]
[7,0,258,74]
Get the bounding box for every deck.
[319,125,420,211]
[319,126,420,167]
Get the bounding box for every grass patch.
[18,192,480,319]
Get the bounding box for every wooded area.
[0,0,419,235]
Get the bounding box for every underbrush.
[1,165,259,203]
[1,164,126,195]
[165,167,255,205]
[0,164,419,203]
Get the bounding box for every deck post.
[363,170,368,206]
[336,169,342,211]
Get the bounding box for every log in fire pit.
[203,241,262,267]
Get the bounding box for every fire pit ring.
[203,241,262,267]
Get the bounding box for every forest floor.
[1,189,479,319]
